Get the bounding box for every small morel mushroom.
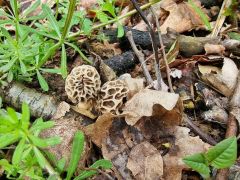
[98,79,129,115]
[65,65,101,118]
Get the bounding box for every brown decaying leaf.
[127,141,163,180]
[40,117,88,170]
[163,126,210,180]
[123,89,182,126]
[133,0,208,33]
[102,118,144,179]
[84,113,115,147]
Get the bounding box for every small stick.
[211,0,232,37]
[131,0,162,90]
[184,117,217,145]
[126,31,153,85]
[150,7,174,93]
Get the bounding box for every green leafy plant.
[0,103,112,179]
[0,102,61,179]
[183,136,237,179]
[0,0,159,91]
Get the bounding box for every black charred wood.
[104,51,137,75]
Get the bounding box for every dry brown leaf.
[204,43,225,55]
[122,89,181,126]
[90,42,122,59]
[127,141,163,180]
[84,113,114,147]
[163,126,210,180]
[40,117,88,170]
[201,57,239,96]
[159,0,208,33]
[102,118,144,179]
[134,0,205,32]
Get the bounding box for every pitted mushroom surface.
[65,65,101,104]
[98,79,129,114]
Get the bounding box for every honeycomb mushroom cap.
[65,65,101,104]
[98,79,129,114]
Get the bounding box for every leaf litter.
[1,0,240,179]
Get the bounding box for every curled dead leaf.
[201,57,239,97]
[84,113,115,147]
[122,89,182,126]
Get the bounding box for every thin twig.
[130,0,162,90]
[150,7,174,93]
[184,117,217,145]
[126,31,153,85]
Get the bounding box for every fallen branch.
[104,28,225,57]
[184,116,217,146]
[0,83,58,119]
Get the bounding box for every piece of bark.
[104,28,220,57]
[0,82,58,119]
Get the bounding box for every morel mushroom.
[98,79,129,114]
[65,65,101,118]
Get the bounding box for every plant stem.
[55,0,59,18]
[67,0,160,40]
[13,0,19,41]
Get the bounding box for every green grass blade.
[42,4,61,37]
[21,102,30,130]
[66,131,85,180]
[0,132,20,148]
[0,57,17,73]
[21,0,41,18]
[188,0,211,30]
[65,42,92,64]
[12,138,26,165]
[36,70,49,91]
[61,44,67,78]
[33,146,47,168]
